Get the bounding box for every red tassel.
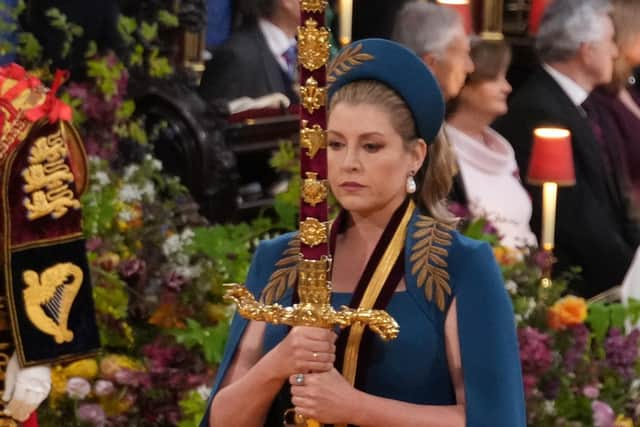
[21,412,38,427]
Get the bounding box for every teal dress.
[200,208,526,426]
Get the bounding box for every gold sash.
[335,201,415,427]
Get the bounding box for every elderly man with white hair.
[392,1,474,101]
[494,0,640,298]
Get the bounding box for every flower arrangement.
[458,213,640,427]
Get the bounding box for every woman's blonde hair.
[608,0,640,91]
[329,80,456,223]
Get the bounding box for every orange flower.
[548,295,587,330]
[493,246,521,266]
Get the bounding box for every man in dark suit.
[199,0,299,104]
[494,0,640,297]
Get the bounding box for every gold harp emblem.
[22,263,83,343]
[301,0,328,12]
[300,120,326,159]
[300,77,326,114]
[298,18,330,71]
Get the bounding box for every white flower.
[119,184,143,202]
[162,234,182,257]
[141,181,156,201]
[504,280,518,295]
[181,228,195,244]
[196,384,211,401]
[151,159,162,171]
[94,171,110,187]
[123,164,139,180]
[514,314,522,324]
[118,209,134,222]
[523,298,536,319]
[175,264,202,279]
[66,377,91,400]
[543,400,555,415]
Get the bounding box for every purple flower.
[604,328,640,380]
[165,271,187,291]
[76,403,106,427]
[533,250,554,271]
[564,324,589,371]
[113,368,151,388]
[119,258,146,278]
[592,400,615,427]
[518,327,553,375]
[93,380,115,397]
[66,377,91,400]
[583,385,600,399]
[448,202,470,219]
[85,237,103,252]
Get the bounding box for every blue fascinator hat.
[327,38,445,144]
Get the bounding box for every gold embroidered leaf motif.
[410,215,453,311]
[260,237,300,304]
[327,43,374,84]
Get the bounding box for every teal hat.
[328,38,444,143]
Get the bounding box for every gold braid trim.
[410,215,453,311]
[259,236,300,304]
[327,43,374,85]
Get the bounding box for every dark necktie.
[282,44,297,81]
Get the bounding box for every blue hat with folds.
[327,38,445,144]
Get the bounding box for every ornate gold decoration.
[225,285,398,338]
[300,217,328,247]
[327,43,374,84]
[300,77,325,114]
[298,18,330,71]
[300,0,328,12]
[302,172,328,207]
[260,237,300,304]
[22,130,80,220]
[410,215,453,311]
[300,120,326,159]
[298,257,332,305]
[22,262,83,343]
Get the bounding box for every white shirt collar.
[259,18,296,71]
[542,63,589,107]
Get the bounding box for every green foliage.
[45,8,83,58]
[190,218,274,284]
[117,15,137,46]
[588,298,640,345]
[148,48,173,78]
[157,10,180,28]
[17,32,42,64]
[86,56,125,100]
[170,319,229,365]
[460,217,500,245]
[177,389,209,427]
[140,21,158,43]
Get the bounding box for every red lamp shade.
[529,0,551,35]
[527,127,576,186]
[437,0,473,34]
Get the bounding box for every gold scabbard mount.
[300,120,326,159]
[298,18,331,71]
[300,77,325,114]
[302,172,328,207]
[301,0,328,13]
[300,218,328,247]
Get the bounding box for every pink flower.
[93,380,115,397]
[592,400,615,427]
[582,385,600,399]
[66,377,91,400]
[76,403,106,426]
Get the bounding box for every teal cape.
[200,208,526,426]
